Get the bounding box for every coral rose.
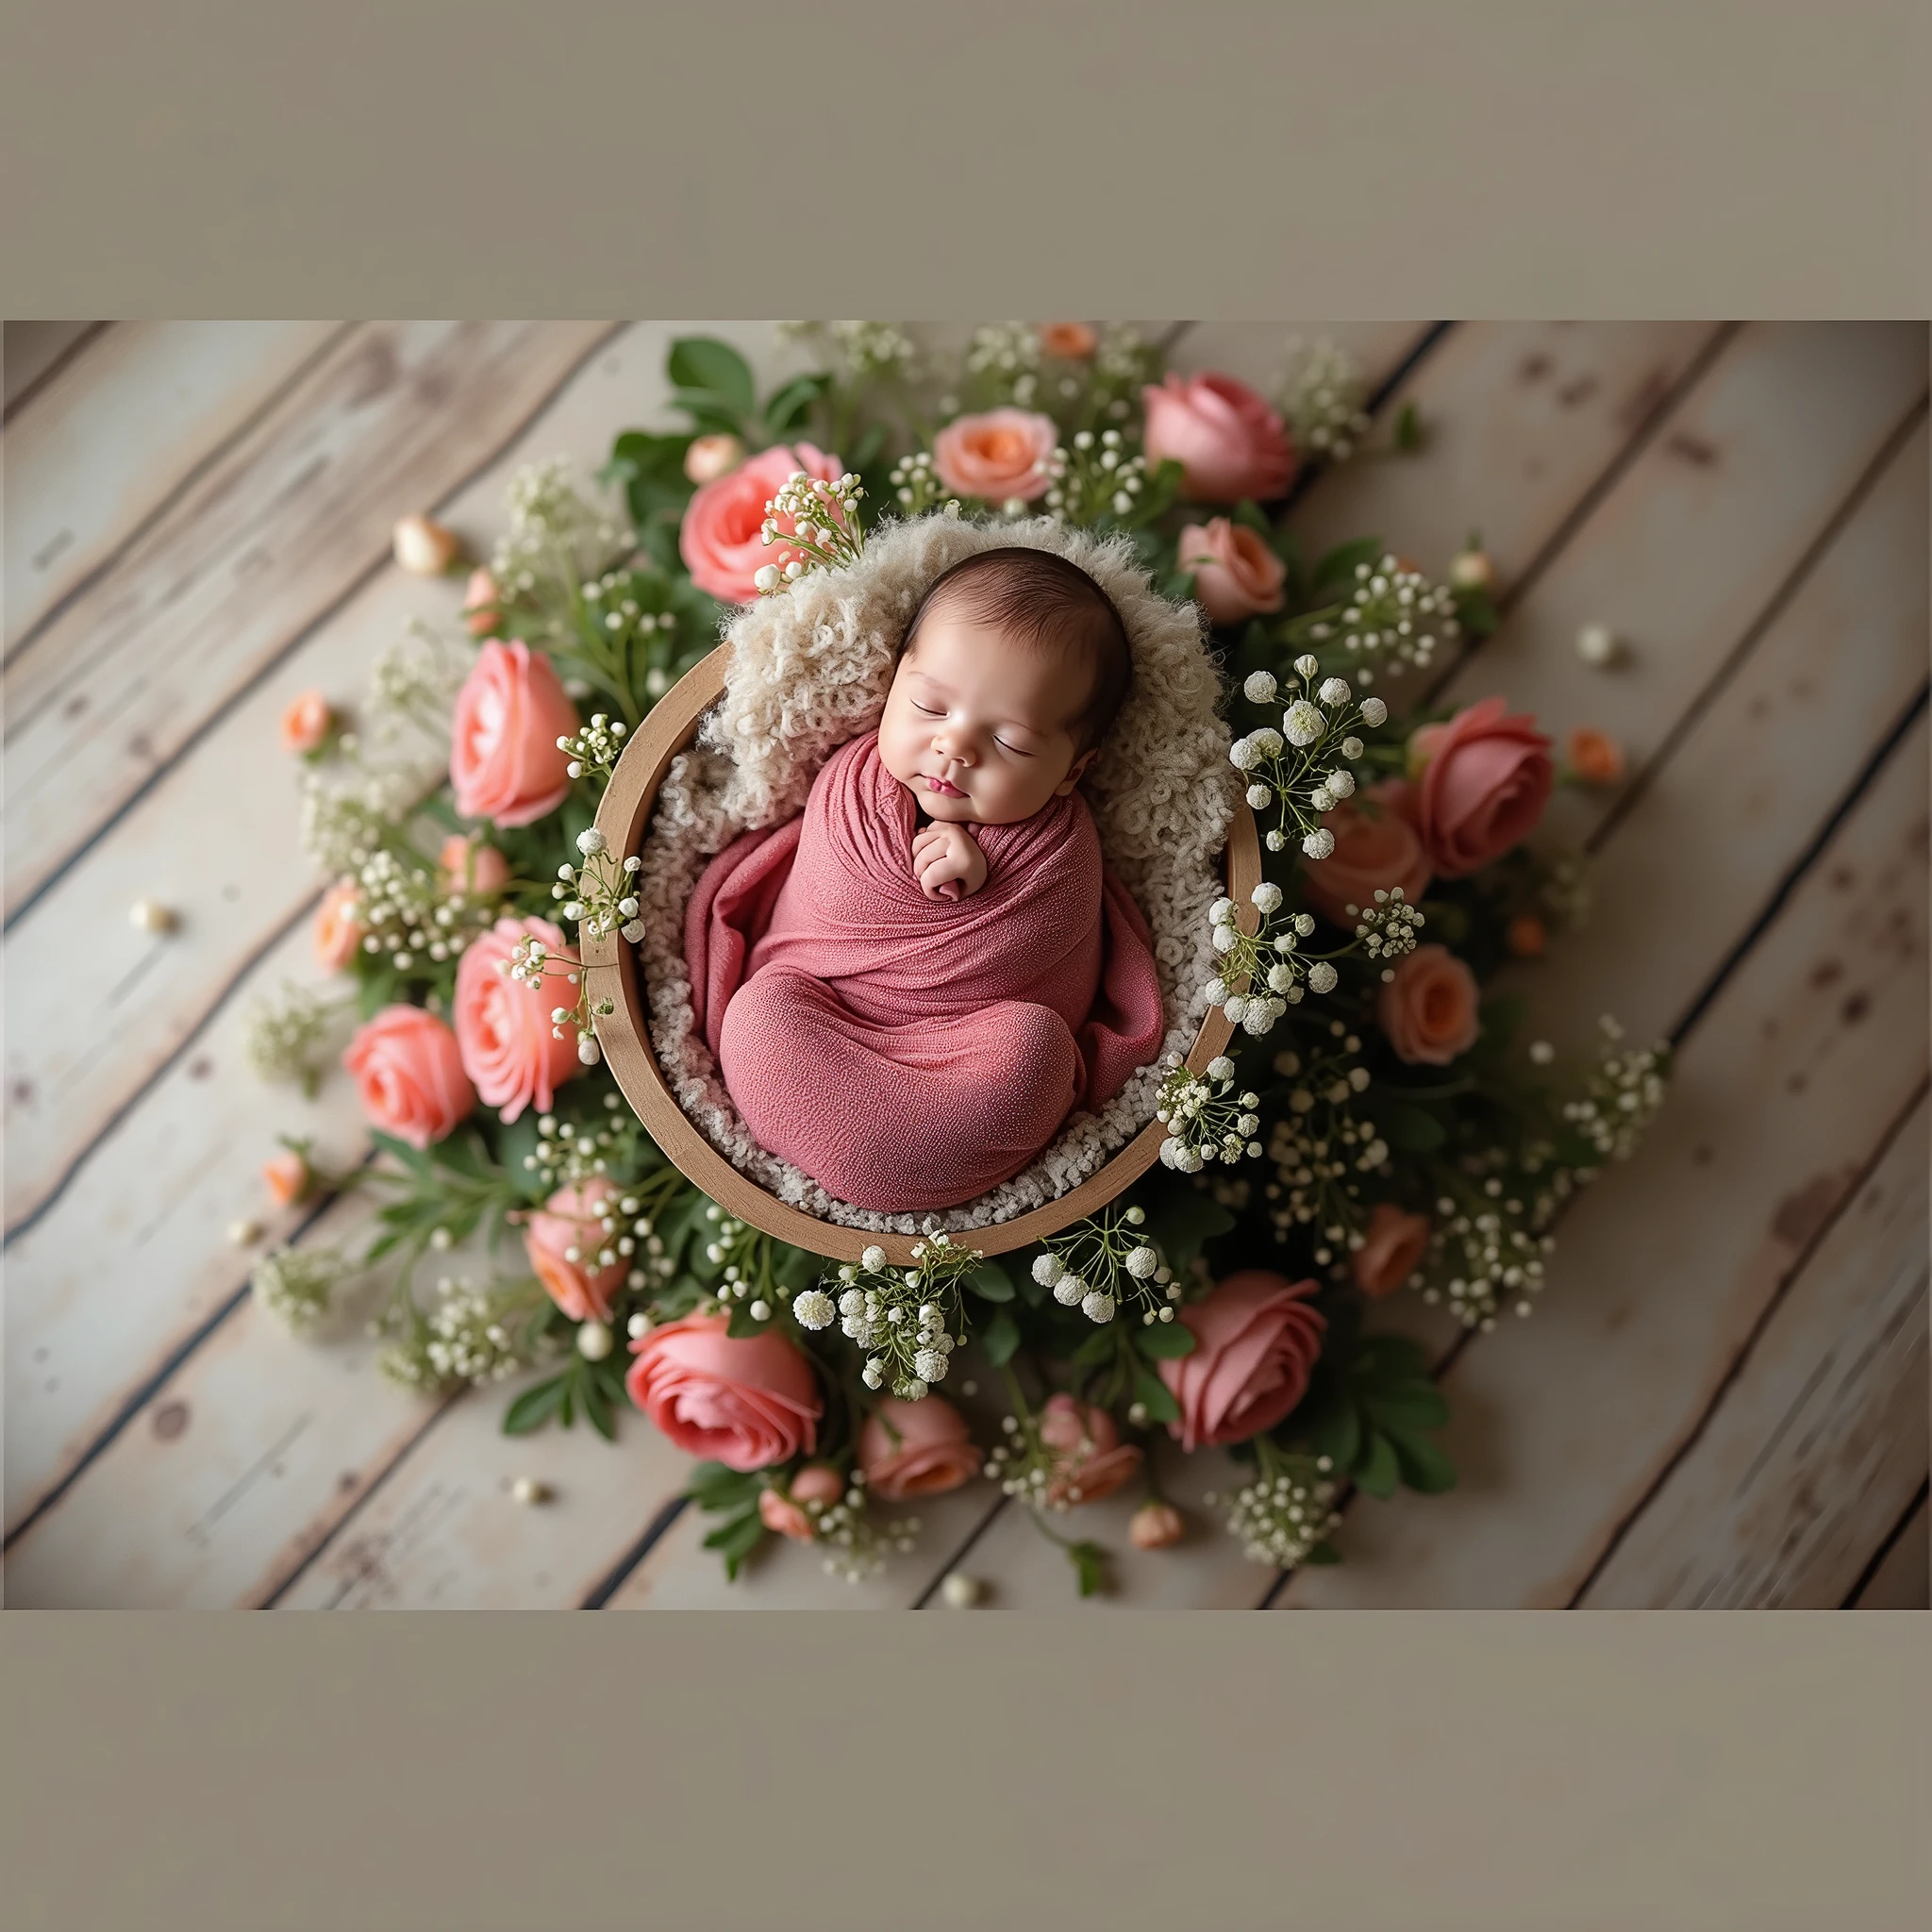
[454,916,580,1124]
[279,690,332,756]
[1128,1499,1186,1550]
[858,1396,985,1502]
[1377,943,1481,1066]
[449,639,579,828]
[683,433,745,484]
[760,1462,845,1541]
[1178,517,1288,625]
[1506,912,1548,958]
[1039,322,1097,358]
[261,1149,311,1208]
[1141,371,1295,504]
[313,879,366,971]
[1301,779,1434,927]
[461,568,500,637]
[1567,726,1625,785]
[342,1005,476,1151]
[931,408,1059,505]
[678,441,843,604]
[1038,1392,1143,1507]
[438,833,511,898]
[525,1177,627,1324]
[625,1312,822,1473]
[1352,1203,1433,1298]
[1159,1272,1326,1452]
[1408,695,1554,877]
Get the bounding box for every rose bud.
[1128,1500,1186,1550]
[392,512,462,575]
[683,433,745,484]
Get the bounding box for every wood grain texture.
[1578,1097,1927,1607]
[1278,710,1929,1607]
[1849,1493,1928,1608]
[4,320,345,651]
[3,321,617,920]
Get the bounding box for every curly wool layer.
[636,511,1237,1236]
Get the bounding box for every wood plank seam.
[1,322,629,935]
[1564,1076,1931,1606]
[0,322,112,428]
[1842,1478,1930,1607]
[3,324,360,671]
[576,1496,692,1609]
[1585,394,1931,860]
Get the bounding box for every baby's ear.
[1054,748,1099,797]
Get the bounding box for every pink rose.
[1352,1203,1433,1298]
[683,433,745,484]
[449,640,578,829]
[438,833,511,898]
[461,568,500,638]
[525,1177,627,1324]
[1159,1272,1326,1452]
[1377,943,1481,1066]
[453,916,581,1124]
[1039,322,1098,359]
[1409,695,1554,877]
[1141,371,1295,504]
[312,878,365,971]
[858,1396,985,1502]
[1128,1499,1186,1550]
[1038,1393,1143,1507]
[1177,517,1288,625]
[279,690,333,755]
[342,1005,476,1151]
[625,1312,822,1472]
[678,441,843,604]
[1301,779,1434,928]
[759,1462,845,1541]
[931,408,1059,505]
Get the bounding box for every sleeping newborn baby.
[685,546,1167,1213]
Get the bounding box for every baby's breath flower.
[1279,335,1373,464]
[793,1289,836,1330]
[242,982,338,1094]
[253,1243,357,1335]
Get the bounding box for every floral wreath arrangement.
[248,322,1668,1594]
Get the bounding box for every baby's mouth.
[921,774,966,798]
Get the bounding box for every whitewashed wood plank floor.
[3,321,1924,1610]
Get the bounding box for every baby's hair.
[895,546,1134,753]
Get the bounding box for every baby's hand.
[911,821,989,902]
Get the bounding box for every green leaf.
[669,388,751,438]
[761,373,829,436]
[1376,1101,1447,1153]
[666,338,756,415]
[1070,1326,1120,1370]
[965,1259,1015,1303]
[1301,1539,1343,1565]
[1478,990,1527,1053]
[1301,1391,1361,1471]
[1363,1385,1451,1434]
[1311,535,1386,595]
[502,1374,570,1436]
[1392,401,1424,452]
[703,1508,769,1578]
[725,1299,770,1340]
[580,1364,617,1442]
[1392,1433,1457,1494]
[980,1307,1022,1366]
[368,1129,432,1176]
[849,422,890,487]
[687,1460,761,1509]
[1131,1320,1198,1360]
[1355,1334,1433,1381]
[1140,1174,1237,1275]
[1354,1429,1401,1498]
[1067,1539,1110,1598]
[1230,497,1272,537]
[773,1243,821,1292]
[1132,1365,1181,1425]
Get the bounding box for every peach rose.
[1178,518,1288,625]
[261,1149,311,1208]
[625,1312,822,1472]
[931,408,1059,505]
[1377,943,1481,1066]
[342,1005,476,1151]
[279,690,333,756]
[525,1177,628,1324]
[1039,322,1097,358]
[678,441,843,604]
[758,1462,844,1541]
[461,568,500,638]
[1159,1272,1326,1452]
[1567,726,1625,785]
[449,640,578,829]
[1038,1392,1143,1507]
[1408,695,1554,877]
[1301,779,1434,928]
[1506,913,1548,958]
[438,833,511,898]
[1141,371,1295,504]
[453,916,580,1124]
[684,433,745,484]
[1128,1499,1185,1550]
[1352,1203,1432,1298]
[313,879,366,971]
[858,1396,985,1502]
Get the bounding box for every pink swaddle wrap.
[685,731,1166,1212]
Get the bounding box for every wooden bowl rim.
[585,641,1259,1266]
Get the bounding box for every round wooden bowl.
[584,642,1261,1266]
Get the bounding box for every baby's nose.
[933,724,974,764]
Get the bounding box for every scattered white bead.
[1576,623,1621,667]
[226,1218,262,1248]
[510,1477,552,1506]
[576,1320,613,1361]
[129,897,178,934]
[940,1572,982,1608]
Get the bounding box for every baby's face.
[877,606,1099,826]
